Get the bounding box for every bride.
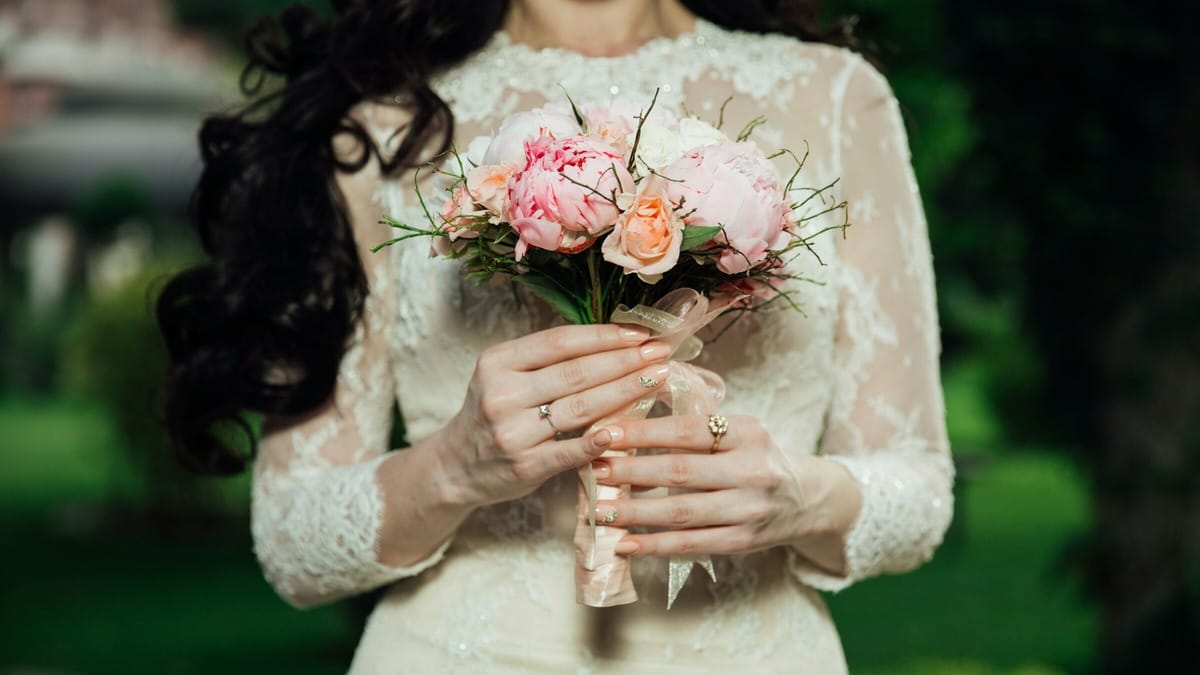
[157,0,954,672]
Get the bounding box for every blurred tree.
[62,261,235,520]
[172,0,328,41]
[831,0,1198,670]
[939,1,1199,672]
[69,172,159,242]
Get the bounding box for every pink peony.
[482,104,581,165]
[505,135,634,260]
[659,141,790,274]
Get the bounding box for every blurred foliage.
[1,294,83,395]
[822,0,1200,670]
[60,260,236,517]
[69,173,160,242]
[3,172,165,396]
[174,0,328,41]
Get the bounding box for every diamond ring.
[707,414,728,451]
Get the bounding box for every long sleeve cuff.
[787,452,954,592]
[252,453,454,609]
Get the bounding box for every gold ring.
[707,414,728,451]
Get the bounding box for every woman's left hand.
[593,414,863,576]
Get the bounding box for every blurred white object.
[87,221,150,294]
[26,214,76,315]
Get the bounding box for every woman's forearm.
[374,426,480,568]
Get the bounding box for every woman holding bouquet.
[158,0,954,672]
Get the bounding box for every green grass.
[0,399,353,674]
[0,398,1097,674]
[830,451,1097,674]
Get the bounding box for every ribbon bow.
[574,288,735,608]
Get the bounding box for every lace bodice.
[249,17,953,670]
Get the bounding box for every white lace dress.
[250,19,954,674]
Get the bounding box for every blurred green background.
[0,1,1195,673]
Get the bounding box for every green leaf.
[513,273,589,325]
[680,225,723,251]
[558,85,587,131]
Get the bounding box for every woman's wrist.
[406,418,489,514]
[788,456,863,577]
[373,424,481,568]
[423,413,495,511]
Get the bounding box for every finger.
[517,341,672,407]
[615,526,761,557]
[593,453,739,490]
[524,426,616,483]
[498,324,651,371]
[595,490,757,529]
[605,414,750,453]
[541,362,671,435]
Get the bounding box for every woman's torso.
[351,19,859,673]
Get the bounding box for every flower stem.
[587,248,603,325]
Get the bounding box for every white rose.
[483,106,582,165]
[630,124,682,171]
[678,117,730,151]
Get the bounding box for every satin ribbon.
[574,288,738,608]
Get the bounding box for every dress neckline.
[482,17,716,64]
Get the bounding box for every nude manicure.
[590,461,611,479]
[614,540,639,555]
[620,327,650,341]
[640,342,671,361]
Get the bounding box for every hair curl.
[157,0,861,475]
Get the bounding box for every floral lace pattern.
[250,18,953,673]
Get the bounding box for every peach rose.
[601,179,684,283]
[431,185,480,257]
[466,162,516,218]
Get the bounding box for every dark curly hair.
[156,0,861,475]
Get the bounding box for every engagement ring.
[707,414,728,451]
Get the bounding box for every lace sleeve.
[249,107,451,609]
[788,56,955,591]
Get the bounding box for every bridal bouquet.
[375,91,846,608]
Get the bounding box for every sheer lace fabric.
[250,18,953,673]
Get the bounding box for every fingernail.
[640,342,671,361]
[595,505,618,524]
[601,426,623,445]
[620,327,649,341]
[590,428,613,449]
[614,539,639,555]
[590,461,611,479]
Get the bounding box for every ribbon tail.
[667,558,692,610]
[666,554,713,609]
[581,464,598,570]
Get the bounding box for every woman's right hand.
[438,324,672,508]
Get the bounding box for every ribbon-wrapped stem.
[574,289,736,608]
